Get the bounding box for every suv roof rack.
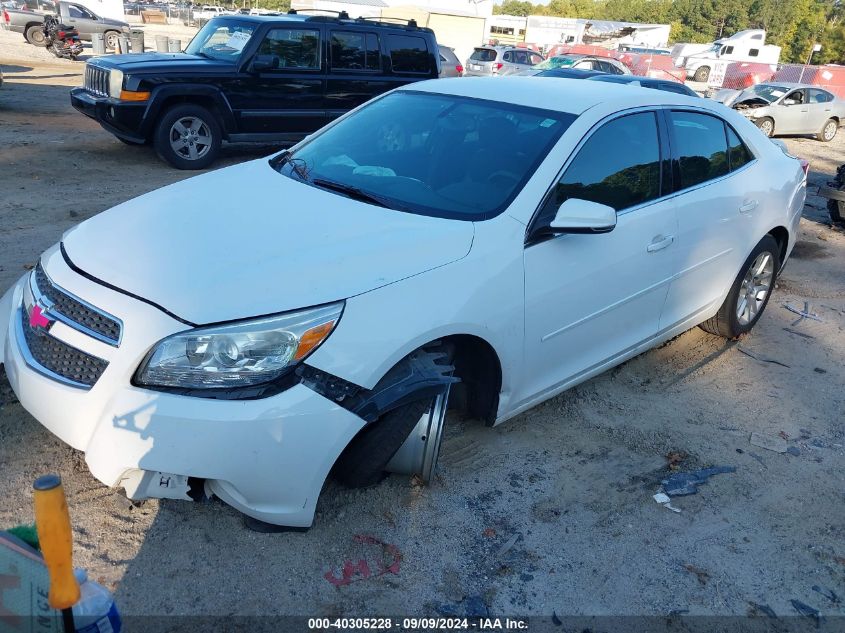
[355,15,418,28]
[287,8,351,19]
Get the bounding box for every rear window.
[669,111,729,189]
[388,35,430,73]
[470,48,497,62]
[331,31,380,71]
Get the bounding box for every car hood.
[89,53,232,74]
[61,160,475,325]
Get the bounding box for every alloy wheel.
[736,251,774,326]
[169,116,212,161]
[759,120,773,137]
[824,121,837,141]
[385,387,451,483]
[106,32,120,50]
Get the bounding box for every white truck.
[674,30,781,83]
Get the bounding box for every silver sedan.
[714,82,845,142]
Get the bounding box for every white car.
[0,78,806,529]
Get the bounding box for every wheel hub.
[736,252,774,326]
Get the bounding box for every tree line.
[494,0,845,64]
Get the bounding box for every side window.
[331,31,379,71]
[749,48,759,57]
[67,5,85,17]
[259,29,320,69]
[530,53,543,65]
[538,112,662,222]
[809,89,833,104]
[503,51,513,62]
[727,125,754,171]
[669,111,728,189]
[783,90,804,105]
[388,35,429,73]
[723,45,734,54]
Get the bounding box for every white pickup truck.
[674,29,781,83]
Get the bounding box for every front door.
[776,89,808,134]
[234,26,326,137]
[518,111,677,408]
[63,3,97,38]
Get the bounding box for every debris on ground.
[666,450,687,470]
[661,466,736,496]
[783,302,823,325]
[653,492,681,513]
[748,602,778,618]
[784,327,815,339]
[483,528,496,538]
[682,563,710,586]
[496,534,520,558]
[786,446,801,457]
[324,535,402,586]
[437,595,489,618]
[812,585,839,603]
[737,345,791,368]
[790,599,821,624]
[750,432,788,454]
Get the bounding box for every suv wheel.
[154,104,221,170]
[699,235,780,339]
[104,30,121,51]
[25,24,46,46]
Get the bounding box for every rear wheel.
[25,24,46,47]
[700,235,780,339]
[756,117,775,137]
[817,118,838,142]
[153,104,221,170]
[104,30,121,51]
[693,66,710,82]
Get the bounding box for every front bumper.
[70,88,147,144]
[0,246,366,527]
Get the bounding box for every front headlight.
[108,69,124,99]
[135,302,343,390]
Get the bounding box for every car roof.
[537,68,604,79]
[757,82,824,90]
[406,76,705,116]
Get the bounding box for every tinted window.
[502,51,513,62]
[470,48,497,62]
[388,35,429,73]
[670,111,728,189]
[809,89,833,103]
[540,112,661,217]
[331,31,379,71]
[274,92,575,220]
[259,29,320,69]
[727,126,754,171]
[749,48,759,57]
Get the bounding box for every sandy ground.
[1,34,844,625]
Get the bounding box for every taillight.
[456,65,463,74]
[494,62,503,72]
[2,9,9,23]
[799,158,810,177]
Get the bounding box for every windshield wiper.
[311,178,403,211]
[271,150,311,180]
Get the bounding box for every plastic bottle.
[71,569,123,633]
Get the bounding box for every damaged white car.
[0,78,806,529]
[714,82,845,141]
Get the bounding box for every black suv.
[70,12,440,169]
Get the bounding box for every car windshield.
[272,91,576,220]
[470,48,497,62]
[184,19,255,62]
[747,84,790,103]
[533,56,580,70]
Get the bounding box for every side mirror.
[549,198,616,234]
[250,54,279,72]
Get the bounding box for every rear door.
[325,28,388,121]
[659,110,758,330]
[807,88,835,130]
[236,24,326,136]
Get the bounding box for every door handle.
[739,200,758,214]
[647,235,674,252]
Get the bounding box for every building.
[524,16,670,51]
[487,14,527,46]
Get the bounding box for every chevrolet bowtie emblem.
[29,304,51,330]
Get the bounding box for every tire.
[153,104,221,170]
[25,24,47,47]
[827,196,844,225]
[693,66,710,83]
[333,344,455,488]
[50,43,64,58]
[755,117,775,138]
[817,118,838,142]
[699,235,780,339]
[104,30,120,51]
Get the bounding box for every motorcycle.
[42,14,84,60]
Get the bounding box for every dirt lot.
[1,38,844,626]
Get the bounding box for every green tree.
[493,0,537,16]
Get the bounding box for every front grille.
[19,309,108,388]
[34,263,122,345]
[84,64,109,97]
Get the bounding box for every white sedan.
[0,78,806,529]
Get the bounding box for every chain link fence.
[705,61,845,97]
